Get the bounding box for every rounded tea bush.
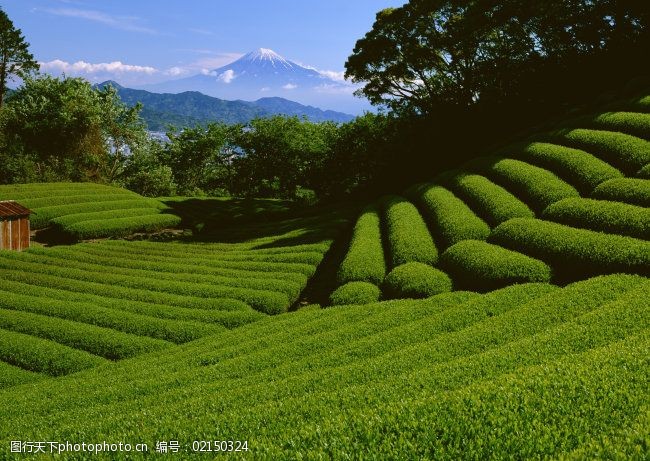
[329,282,381,306]
[383,262,452,299]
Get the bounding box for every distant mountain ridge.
[98,81,355,130]
[139,48,367,114]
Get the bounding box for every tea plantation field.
[0,183,180,239]
[0,94,648,458]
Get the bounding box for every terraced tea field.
[0,94,648,458]
[329,100,650,304]
[0,183,180,240]
[0,211,347,382]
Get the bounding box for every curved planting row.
[442,172,534,226]
[336,204,386,286]
[0,182,177,238]
[490,218,650,281]
[542,198,650,240]
[550,128,650,175]
[0,274,646,458]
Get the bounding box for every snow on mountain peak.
[239,48,294,69]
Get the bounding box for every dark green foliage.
[440,240,552,292]
[543,198,650,239]
[638,163,650,178]
[337,205,386,285]
[0,8,38,107]
[383,195,438,267]
[383,262,452,299]
[444,173,534,226]
[0,329,106,376]
[588,112,650,141]
[517,142,623,194]
[490,218,650,281]
[329,282,381,306]
[553,128,650,175]
[413,184,490,249]
[477,158,580,212]
[591,178,650,207]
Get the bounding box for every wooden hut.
[0,201,31,251]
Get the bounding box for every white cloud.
[164,66,189,77]
[283,83,298,90]
[318,70,347,82]
[40,59,157,75]
[260,87,270,92]
[218,69,236,83]
[40,7,156,34]
[313,83,358,95]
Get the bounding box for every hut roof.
[0,201,32,218]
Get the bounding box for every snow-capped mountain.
[140,49,367,114]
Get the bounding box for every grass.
[0,274,645,458]
[440,239,552,291]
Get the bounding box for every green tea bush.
[553,128,650,174]
[337,205,386,285]
[383,195,438,267]
[591,178,650,207]
[329,282,381,306]
[21,193,139,209]
[24,248,304,300]
[490,218,650,281]
[63,214,181,239]
[480,158,580,212]
[415,184,490,249]
[30,199,165,229]
[0,263,251,312]
[382,262,452,299]
[589,112,650,140]
[0,308,172,360]
[51,207,162,227]
[446,173,534,225]
[0,362,43,389]
[440,240,552,292]
[0,329,106,376]
[0,287,223,343]
[518,142,623,194]
[0,276,262,329]
[543,198,650,239]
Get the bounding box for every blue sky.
[1,0,405,87]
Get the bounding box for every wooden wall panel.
[1,220,10,250]
[19,218,30,250]
[11,219,19,251]
[0,221,5,250]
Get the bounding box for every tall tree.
[0,8,38,108]
[345,0,650,115]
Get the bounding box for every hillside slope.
[0,274,647,458]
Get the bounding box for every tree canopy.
[0,8,38,108]
[345,0,650,114]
